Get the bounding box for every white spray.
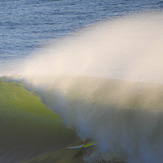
[7,12,163,163]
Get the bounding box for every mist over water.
[17,11,163,83]
[6,12,163,163]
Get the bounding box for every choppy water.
[0,1,163,163]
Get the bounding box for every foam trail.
[7,12,163,163]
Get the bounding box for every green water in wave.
[0,78,81,163]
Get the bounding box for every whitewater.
[1,12,163,163]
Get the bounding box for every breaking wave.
[2,12,163,163]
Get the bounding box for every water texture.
[0,1,163,163]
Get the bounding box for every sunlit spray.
[7,12,163,163]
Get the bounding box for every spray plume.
[6,12,163,162]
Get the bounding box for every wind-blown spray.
[8,12,163,163]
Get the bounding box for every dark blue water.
[0,0,162,70]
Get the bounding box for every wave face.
[0,78,78,163]
[4,12,163,163]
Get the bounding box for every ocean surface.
[0,0,163,163]
[0,0,162,69]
